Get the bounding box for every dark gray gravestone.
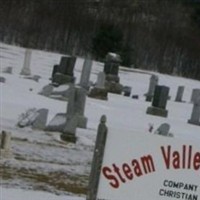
[123,86,132,97]
[87,115,108,200]
[3,67,12,74]
[191,89,200,104]
[32,109,49,130]
[145,75,159,102]
[58,56,76,76]
[79,59,92,90]
[104,53,121,76]
[175,86,184,102]
[0,131,12,159]
[51,64,59,79]
[154,123,170,136]
[188,97,200,126]
[0,77,6,83]
[66,85,88,128]
[146,85,169,117]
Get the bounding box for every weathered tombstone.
[0,77,6,83]
[66,85,88,128]
[175,86,184,102]
[132,95,139,99]
[191,89,200,104]
[88,72,108,100]
[39,84,54,97]
[32,109,49,130]
[103,52,123,94]
[145,74,159,101]
[79,59,92,90]
[60,114,78,143]
[52,56,76,85]
[3,66,12,74]
[154,123,170,136]
[51,64,59,79]
[188,97,200,126]
[58,56,76,76]
[20,48,32,76]
[45,113,66,132]
[96,72,105,89]
[0,131,12,158]
[146,85,169,117]
[123,86,132,97]
[104,53,121,76]
[17,108,39,127]
[46,85,88,134]
[75,87,88,128]
[87,115,108,200]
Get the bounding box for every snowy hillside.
[0,42,200,199]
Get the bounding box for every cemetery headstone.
[32,108,49,130]
[103,52,123,94]
[190,89,200,104]
[96,72,106,89]
[188,97,200,126]
[61,114,78,143]
[46,85,88,137]
[0,131,12,158]
[132,95,139,99]
[104,53,121,76]
[123,86,132,97]
[20,48,32,76]
[146,85,169,117]
[17,108,39,127]
[145,74,159,101]
[79,59,92,90]
[154,123,170,136]
[88,72,108,100]
[0,77,6,83]
[51,64,59,80]
[52,56,76,84]
[175,86,185,102]
[66,85,88,128]
[3,66,12,74]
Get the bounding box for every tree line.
[0,0,200,80]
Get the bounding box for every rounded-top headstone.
[106,52,121,63]
[100,115,107,123]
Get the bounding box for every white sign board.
[97,129,200,200]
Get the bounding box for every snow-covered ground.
[0,42,200,199]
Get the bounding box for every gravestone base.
[0,149,12,159]
[78,116,88,129]
[46,113,88,131]
[105,74,120,83]
[145,95,153,102]
[52,73,75,85]
[45,113,66,132]
[88,88,108,100]
[188,120,200,126]
[146,106,168,118]
[105,82,123,94]
[60,133,77,143]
